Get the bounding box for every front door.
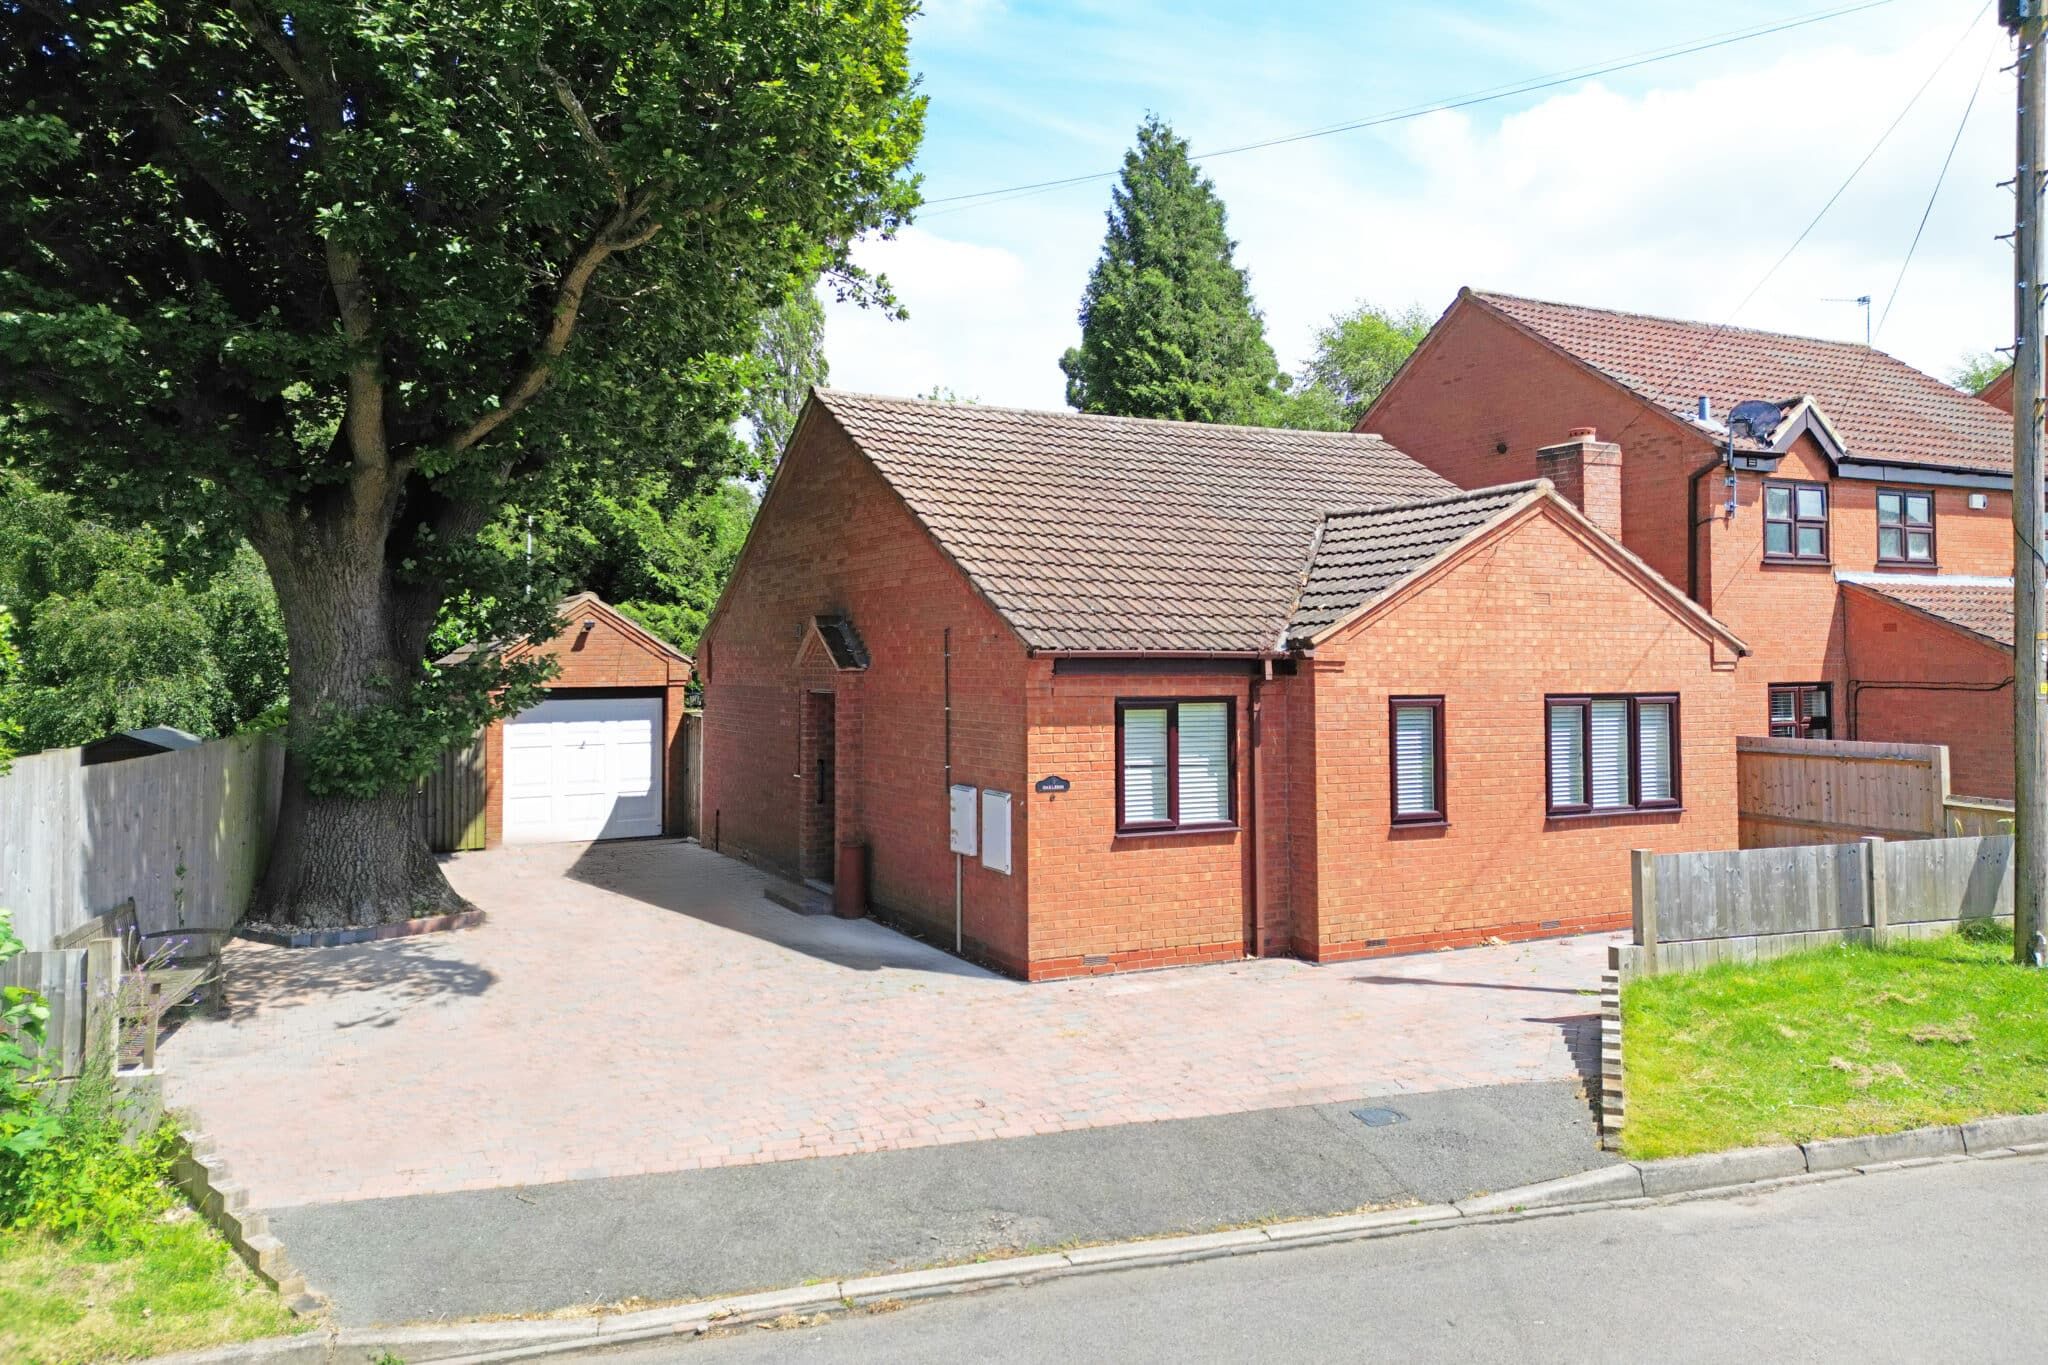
[801,690,837,882]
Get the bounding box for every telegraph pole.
[2010,0,2048,967]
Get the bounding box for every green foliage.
[1621,926,2048,1159]
[0,0,923,826]
[1060,117,1281,424]
[1285,301,1432,428]
[0,474,288,754]
[0,611,21,773]
[0,912,59,1186]
[300,656,555,800]
[1953,350,2010,395]
[747,289,830,470]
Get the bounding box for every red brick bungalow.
[697,391,1747,980]
[1365,289,2023,797]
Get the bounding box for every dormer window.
[1764,480,1829,563]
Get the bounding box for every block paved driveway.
[164,839,1612,1211]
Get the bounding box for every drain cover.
[1350,1106,1408,1128]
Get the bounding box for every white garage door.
[503,696,664,844]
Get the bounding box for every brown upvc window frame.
[1763,479,1830,563]
[1114,697,1238,836]
[1544,693,1682,818]
[1768,682,1833,740]
[1388,696,1447,826]
[1875,486,1937,567]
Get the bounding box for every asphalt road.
[278,1079,1607,1324]
[592,1152,2048,1364]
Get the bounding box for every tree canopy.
[0,472,288,752]
[1292,301,1432,428]
[1952,350,2010,396]
[0,0,923,925]
[1060,117,1280,424]
[747,289,831,469]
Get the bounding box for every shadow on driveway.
[561,837,994,979]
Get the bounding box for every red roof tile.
[1470,291,2013,476]
[1839,574,2014,649]
[812,390,1457,653]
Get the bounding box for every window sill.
[1391,817,1447,829]
[1545,806,1684,822]
[1114,823,1240,841]
[1874,560,1940,572]
[1760,556,1831,568]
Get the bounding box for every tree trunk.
[245,500,471,929]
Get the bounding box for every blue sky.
[824,0,2014,409]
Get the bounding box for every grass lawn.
[0,1212,305,1364]
[1622,925,2048,1160]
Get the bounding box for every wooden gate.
[418,733,488,853]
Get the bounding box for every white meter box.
[980,789,1012,875]
[948,783,978,856]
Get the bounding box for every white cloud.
[831,10,2017,408]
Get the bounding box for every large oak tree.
[0,0,923,926]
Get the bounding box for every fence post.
[82,936,118,1074]
[1631,848,1659,975]
[1862,835,1889,946]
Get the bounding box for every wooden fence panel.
[1882,834,2013,925]
[1736,735,1949,848]
[0,948,86,1077]
[1633,834,2016,978]
[0,734,284,949]
[682,711,703,840]
[1653,843,1866,943]
[418,734,487,853]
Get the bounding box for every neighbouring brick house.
[442,592,694,846]
[697,391,1746,980]
[1365,289,2024,797]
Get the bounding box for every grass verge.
[1622,924,2048,1160]
[0,1212,303,1363]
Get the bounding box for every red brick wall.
[482,609,691,846]
[1703,437,2013,735]
[1369,298,2018,744]
[1298,504,1740,959]
[1364,300,1711,594]
[699,412,1032,971]
[1023,663,1281,977]
[1844,589,2016,800]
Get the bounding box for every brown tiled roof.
[813,390,1457,653]
[1469,291,2013,476]
[1288,483,1541,643]
[1839,575,2015,649]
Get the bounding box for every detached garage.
[432,593,694,849]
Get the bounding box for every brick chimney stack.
[1536,427,1623,542]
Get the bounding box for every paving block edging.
[170,1129,326,1316]
[153,1114,2048,1365]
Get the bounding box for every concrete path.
[164,839,1610,1211]
[601,1151,2048,1364]
[273,1078,1608,1325]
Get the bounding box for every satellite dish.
[1726,399,1784,441]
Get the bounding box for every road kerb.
[150,1134,2048,1365]
[842,1254,1073,1303]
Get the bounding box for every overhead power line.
[921,0,1898,217]
[1877,33,2000,337]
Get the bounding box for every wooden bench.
[54,900,226,1070]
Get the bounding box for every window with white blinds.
[1390,699,1444,822]
[1589,700,1631,809]
[1121,706,1170,826]
[1548,703,1586,809]
[1116,699,1235,832]
[1177,702,1230,824]
[1547,694,1680,814]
